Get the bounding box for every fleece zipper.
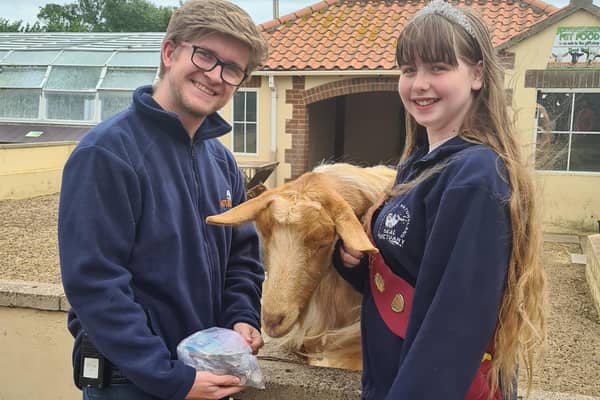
[189,142,217,309]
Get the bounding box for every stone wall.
[0,142,76,200]
[0,280,76,400]
[0,279,361,400]
[583,234,600,320]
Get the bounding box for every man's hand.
[184,371,243,400]
[233,322,264,354]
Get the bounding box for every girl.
[334,1,546,399]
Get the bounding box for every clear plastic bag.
[177,327,265,389]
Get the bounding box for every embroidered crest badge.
[219,189,233,212]
[377,203,411,248]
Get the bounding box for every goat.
[206,163,396,370]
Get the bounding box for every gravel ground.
[1,194,599,396]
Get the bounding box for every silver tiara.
[414,0,475,37]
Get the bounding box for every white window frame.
[534,88,600,175]
[231,89,258,156]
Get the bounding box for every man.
[58,1,268,399]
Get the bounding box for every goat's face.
[256,196,337,337]
[205,171,377,339]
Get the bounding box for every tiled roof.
[259,0,559,71]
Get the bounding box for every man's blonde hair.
[159,0,268,78]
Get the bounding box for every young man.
[58,1,268,399]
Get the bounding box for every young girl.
[334,1,546,399]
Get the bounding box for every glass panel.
[535,132,569,171]
[100,91,132,120]
[46,92,96,121]
[45,66,102,90]
[246,92,257,122]
[246,123,257,153]
[234,122,244,152]
[0,51,8,62]
[0,66,46,87]
[109,52,159,67]
[100,68,156,89]
[2,50,59,65]
[570,134,600,172]
[233,92,245,121]
[53,51,113,66]
[536,92,572,132]
[0,89,40,118]
[573,93,600,132]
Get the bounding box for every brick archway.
[284,76,398,179]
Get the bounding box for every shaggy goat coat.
[207,163,396,369]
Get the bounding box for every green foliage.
[0,17,24,32]
[102,0,173,32]
[38,3,84,32]
[30,0,175,32]
[0,17,43,32]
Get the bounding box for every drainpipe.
[269,74,278,184]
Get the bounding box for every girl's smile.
[398,56,482,144]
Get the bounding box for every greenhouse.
[0,33,164,132]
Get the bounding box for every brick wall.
[284,76,398,179]
[584,234,600,321]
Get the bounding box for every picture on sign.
[547,26,600,68]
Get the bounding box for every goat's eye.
[304,229,335,251]
[311,240,330,250]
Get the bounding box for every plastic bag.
[177,327,265,389]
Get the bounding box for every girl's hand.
[340,244,365,268]
[233,322,264,354]
[185,371,243,400]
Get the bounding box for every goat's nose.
[262,312,284,331]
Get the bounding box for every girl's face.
[398,55,482,144]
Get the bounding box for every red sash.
[365,196,500,400]
[369,252,414,338]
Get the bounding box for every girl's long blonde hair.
[395,6,546,398]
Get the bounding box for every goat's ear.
[323,193,378,254]
[206,192,276,226]
[333,205,378,254]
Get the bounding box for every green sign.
[547,26,600,69]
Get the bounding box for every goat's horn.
[206,191,276,225]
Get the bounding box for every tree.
[36,0,174,32]
[0,18,24,32]
[78,0,106,31]
[0,18,43,32]
[102,0,173,32]
[38,3,85,31]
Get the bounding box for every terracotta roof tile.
[258,0,558,71]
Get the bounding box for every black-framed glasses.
[179,42,248,87]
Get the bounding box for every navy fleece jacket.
[334,136,512,399]
[58,85,264,400]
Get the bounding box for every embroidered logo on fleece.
[377,203,410,247]
[219,190,233,212]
